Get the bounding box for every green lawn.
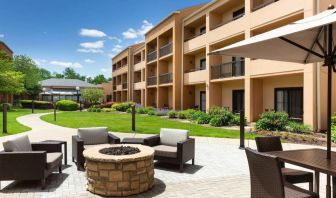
[0,109,51,136]
[41,111,256,139]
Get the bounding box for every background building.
[40,78,98,102]
[0,41,14,104]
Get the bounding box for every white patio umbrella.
[210,5,336,160]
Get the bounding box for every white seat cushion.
[160,128,188,147]
[78,127,109,145]
[46,152,63,169]
[3,135,32,152]
[153,145,177,158]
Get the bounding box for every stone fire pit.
[83,144,154,196]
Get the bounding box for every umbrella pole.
[327,23,333,160]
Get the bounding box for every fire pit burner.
[99,146,140,155]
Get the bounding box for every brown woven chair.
[245,148,318,198]
[255,136,315,192]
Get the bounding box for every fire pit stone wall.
[83,144,154,197]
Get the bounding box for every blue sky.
[0,0,208,78]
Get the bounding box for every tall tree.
[87,74,108,85]
[39,68,52,80]
[13,55,42,97]
[0,51,25,102]
[63,67,86,80]
[81,88,104,105]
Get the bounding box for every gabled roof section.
[40,78,98,88]
[0,41,13,54]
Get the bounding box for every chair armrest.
[32,142,62,153]
[0,151,46,180]
[72,135,84,158]
[108,133,121,144]
[144,135,160,147]
[177,138,195,163]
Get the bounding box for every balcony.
[116,85,122,91]
[147,51,157,62]
[159,73,173,84]
[159,43,172,57]
[133,61,145,71]
[122,83,127,90]
[134,81,145,90]
[211,59,245,80]
[184,69,207,85]
[252,0,279,12]
[211,13,245,30]
[113,85,116,90]
[147,76,157,86]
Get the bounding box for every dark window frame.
[200,58,206,70]
[199,91,206,112]
[274,87,303,120]
[200,26,206,35]
[233,7,245,18]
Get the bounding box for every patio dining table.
[268,148,336,198]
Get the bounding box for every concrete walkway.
[0,113,329,197]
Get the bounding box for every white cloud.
[111,44,123,53]
[0,34,4,38]
[50,61,83,68]
[108,36,122,43]
[80,40,104,49]
[122,20,153,39]
[77,48,104,53]
[79,28,106,38]
[33,58,47,66]
[108,53,116,58]
[84,59,95,63]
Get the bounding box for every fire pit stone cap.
[83,144,154,162]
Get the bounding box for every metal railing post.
[239,110,245,149]
[2,103,7,133]
[132,105,136,131]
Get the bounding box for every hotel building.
[111,0,336,131]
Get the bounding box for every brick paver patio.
[0,113,328,197]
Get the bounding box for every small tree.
[81,88,104,105]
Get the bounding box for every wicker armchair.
[245,148,318,198]
[144,128,195,172]
[0,135,63,189]
[255,136,315,192]
[72,127,120,170]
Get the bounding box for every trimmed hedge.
[167,110,177,118]
[56,100,78,111]
[256,111,289,131]
[20,100,53,109]
[112,102,135,112]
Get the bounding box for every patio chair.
[72,127,120,170]
[144,128,195,172]
[0,135,63,189]
[245,148,318,198]
[255,136,314,192]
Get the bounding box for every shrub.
[155,109,168,116]
[167,110,177,118]
[184,109,198,119]
[95,102,115,109]
[178,111,187,119]
[209,116,223,127]
[56,100,78,111]
[101,108,114,112]
[144,106,155,114]
[231,114,247,126]
[286,121,311,133]
[20,100,53,109]
[112,102,135,112]
[189,110,205,121]
[332,125,336,143]
[0,103,12,112]
[136,108,146,114]
[196,113,210,124]
[208,106,228,116]
[147,109,156,116]
[332,114,336,125]
[255,111,289,131]
[126,107,133,113]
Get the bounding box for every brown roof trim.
[0,41,13,54]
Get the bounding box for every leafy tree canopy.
[13,55,42,95]
[39,68,52,80]
[81,88,104,105]
[87,74,109,85]
[63,67,86,81]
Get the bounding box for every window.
[200,58,206,70]
[232,90,244,113]
[275,88,303,119]
[200,26,206,35]
[233,7,245,19]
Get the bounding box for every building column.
[303,64,317,130]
